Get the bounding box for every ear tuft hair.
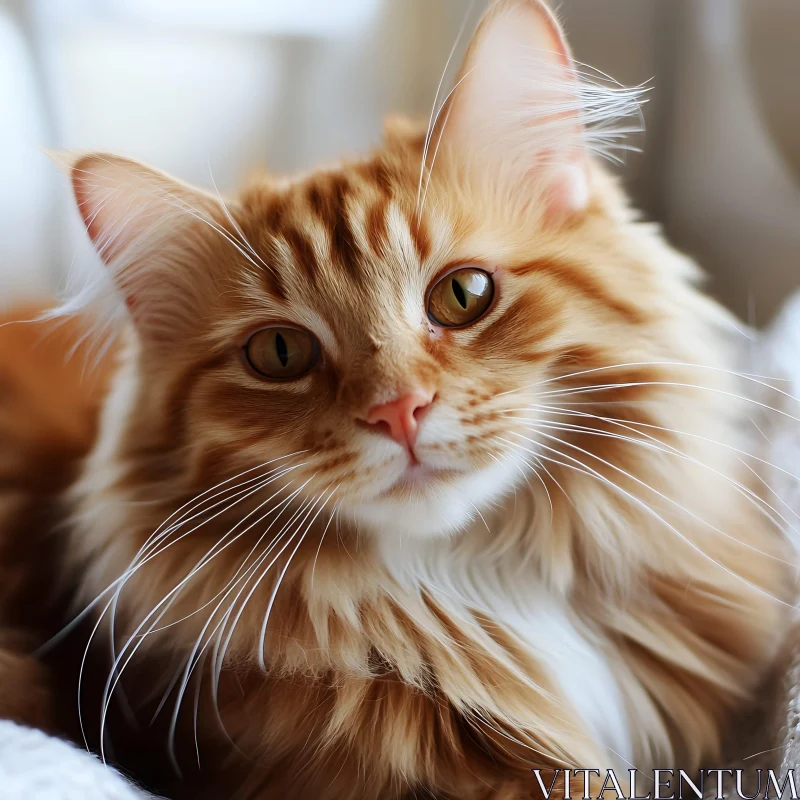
[425,0,648,223]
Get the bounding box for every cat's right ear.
[70,153,231,342]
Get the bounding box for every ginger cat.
[0,2,791,798]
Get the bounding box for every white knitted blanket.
[0,720,150,799]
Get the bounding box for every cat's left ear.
[438,0,590,223]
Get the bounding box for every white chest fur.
[377,534,634,770]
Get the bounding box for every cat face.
[68,0,651,540]
[186,168,551,539]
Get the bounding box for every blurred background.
[0,0,798,325]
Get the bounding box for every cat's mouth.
[381,463,460,496]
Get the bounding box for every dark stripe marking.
[510,258,646,325]
[281,225,319,282]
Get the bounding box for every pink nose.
[364,390,435,450]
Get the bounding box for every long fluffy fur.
[0,2,795,798]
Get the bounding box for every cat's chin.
[349,459,519,539]
[352,495,473,539]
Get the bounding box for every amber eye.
[244,327,319,380]
[427,267,494,328]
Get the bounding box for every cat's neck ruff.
[375,524,636,770]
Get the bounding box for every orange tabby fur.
[0,306,112,730]
[0,2,793,798]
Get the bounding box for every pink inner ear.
[545,161,590,224]
[71,156,152,314]
[72,168,101,248]
[72,160,126,265]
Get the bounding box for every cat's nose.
[364,390,435,451]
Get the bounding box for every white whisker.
[256,488,337,670]
[515,418,799,556]
[416,2,475,217]
[94,462,306,762]
[503,432,793,607]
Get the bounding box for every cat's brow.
[251,163,430,297]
